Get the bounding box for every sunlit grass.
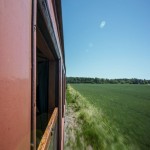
[65,85,139,150]
[72,84,150,150]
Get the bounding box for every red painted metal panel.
[58,60,63,150]
[61,117,65,150]
[31,0,37,149]
[0,0,32,149]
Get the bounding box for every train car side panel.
[0,0,32,149]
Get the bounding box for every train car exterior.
[0,0,66,150]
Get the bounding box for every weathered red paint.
[58,59,63,150]
[0,0,32,149]
[61,117,65,150]
[31,0,37,149]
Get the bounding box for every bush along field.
[65,85,139,150]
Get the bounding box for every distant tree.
[66,77,149,84]
[94,78,100,83]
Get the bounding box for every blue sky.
[62,0,150,79]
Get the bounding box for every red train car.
[0,0,66,149]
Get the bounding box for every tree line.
[67,77,150,84]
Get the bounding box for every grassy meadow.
[66,84,150,150]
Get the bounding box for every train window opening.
[36,52,49,147]
[36,27,57,147]
[31,3,60,148]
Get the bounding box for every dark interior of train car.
[36,50,49,146]
[35,4,58,147]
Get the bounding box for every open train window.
[31,1,61,149]
[35,26,58,147]
[36,53,49,145]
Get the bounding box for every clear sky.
[62,0,150,79]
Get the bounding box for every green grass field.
[70,84,150,150]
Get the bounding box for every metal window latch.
[33,25,36,31]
